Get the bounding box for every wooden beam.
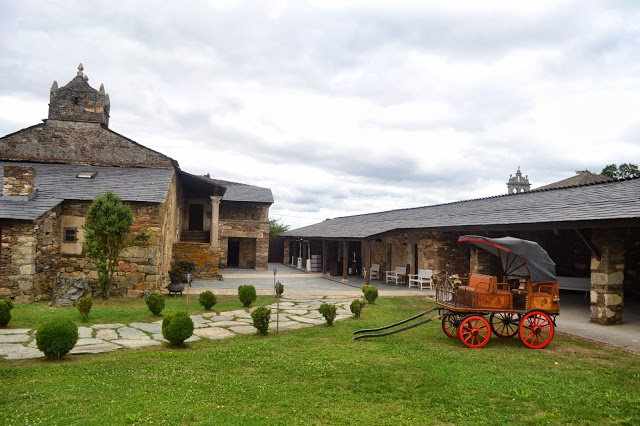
[575,229,602,261]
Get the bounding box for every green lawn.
[1,297,639,425]
[5,294,278,328]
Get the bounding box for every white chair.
[367,264,380,280]
[385,266,406,285]
[408,269,434,290]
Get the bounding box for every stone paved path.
[0,296,354,361]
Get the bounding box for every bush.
[275,282,284,297]
[198,291,217,310]
[36,319,79,360]
[318,303,337,326]
[76,296,93,322]
[162,312,194,346]
[251,306,272,335]
[362,285,379,304]
[146,292,165,315]
[0,299,14,327]
[350,299,366,318]
[238,285,257,307]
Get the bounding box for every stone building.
[0,65,273,302]
[280,177,640,326]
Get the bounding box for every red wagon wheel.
[519,310,554,349]
[489,313,520,338]
[459,315,491,348]
[442,314,463,338]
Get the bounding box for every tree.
[269,217,290,237]
[601,163,640,179]
[84,191,141,299]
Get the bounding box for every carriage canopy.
[458,235,557,284]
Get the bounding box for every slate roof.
[535,171,613,190]
[280,177,640,239]
[202,177,274,204]
[0,162,174,220]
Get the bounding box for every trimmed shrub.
[36,319,79,360]
[362,285,379,304]
[198,291,217,310]
[162,312,194,346]
[238,285,257,307]
[275,282,284,297]
[76,296,93,322]
[350,299,366,318]
[0,299,14,327]
[318,303,337,326]
[251,306,272,335]
[146,292,165,315]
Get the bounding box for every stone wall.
[57,200,165,297]
[370,231,470,283]
[0,221,37,302]
[218,202,269,270]
[157,175,180,284]
[172,242,222,280]
[0,120,174,168]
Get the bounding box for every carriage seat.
[458,274,497,295]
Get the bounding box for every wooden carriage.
[355,235,560,349]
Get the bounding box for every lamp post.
[276,280,281,334]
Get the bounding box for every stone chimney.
[3,165,37,199]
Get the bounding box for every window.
[64,227,77,243]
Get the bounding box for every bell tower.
[48,63,111,127]
[507,167,531,194]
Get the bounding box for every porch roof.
[0,161,174,220]
[280,177,640,239]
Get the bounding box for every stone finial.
[99,83,105,94]
[77,63,84,77]
[50,81,58,95]
[83,75,89,81]
[104,93,110,107]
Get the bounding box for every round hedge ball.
[36,318,79,360]
[162,312,194,346]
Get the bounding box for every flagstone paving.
[0,296,356,361]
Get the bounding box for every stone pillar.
[283,239,290,265]
[209,196,222,247]
[590,229,625,325]
[342,240,349,283]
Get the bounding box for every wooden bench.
[457,274,511,309]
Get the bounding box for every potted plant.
[178,260,196,286]
[167,266,185,294]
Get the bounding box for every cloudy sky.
[1,1,639,229]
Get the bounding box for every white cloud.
[1,1,640,229]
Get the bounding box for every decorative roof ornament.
[50,81,58,95]
[507,166,531,194]
[77,63,84,77]
[99,83,105,94]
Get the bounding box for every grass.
[1,297,639,425]
[5,294,277,329]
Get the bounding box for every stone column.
[590,229,625,325]
[209,196,222,247]
[283,240,290,265]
